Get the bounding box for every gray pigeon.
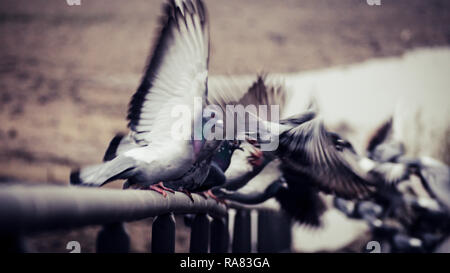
[365,118,450,211]
[210,78,378,200]
[366,118,405,163]
[71,0,223,196]
[254,107,377,199]
[210,77,376,226]
[334,119,450,252]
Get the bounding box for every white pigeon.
[71,0,223,196]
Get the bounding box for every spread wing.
[127,0,209,144]
[209,75,286,111]
[207,75,287,138]
[208,75,287,119]
[279,119,376,199]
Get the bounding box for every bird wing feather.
[279,119,376,199]
[207,75,287,138]
[127,0,209,144]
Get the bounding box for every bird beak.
[245,136,261,148]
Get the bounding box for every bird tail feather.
[70,156,136,187]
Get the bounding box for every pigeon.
[210,76,376,225]
[213,80,377,197]
[220,130,365,226]
[216,178,287,204]
[272,117,377,199]
[190,140,243,194]
[71,0,224,196]
[366,118,405,163]
[398,157,450,212]
[192,73,292,197]
[206,74,288,189]
[364,118,450,212]
[274,167,327,226]
[183,140,244,225]
[233,101,376,200]
[334,118,450,252]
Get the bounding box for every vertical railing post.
[257,210,292,253]
[210,215,229,253]
[232,209,251,253]
[190,213,210,253]
[96,222,130,253]
[152,213,175,253]
[0,233,26,253]
[224,214,230,252]
[257,210,277,253]
[277,212,292,252]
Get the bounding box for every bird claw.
[205,190,227,205]
[181,189,195,202]
[244,135,264,166]
[247,148,264,167]
[156,182,175,193]
[197,192,209,200]
[148,185,168,197]
[146,182,175,198]
[245,136,261,148]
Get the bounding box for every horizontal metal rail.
[0,184,227,234]
[0,184,292,253]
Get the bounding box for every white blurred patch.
[282,47,450,159]
[420,156,443,167]
[291,208,369,253]
[359,157,376,172]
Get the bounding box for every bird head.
[211,140,243,171]
[327,131,357,154]
[193,107,225,161]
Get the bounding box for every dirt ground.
[0,0,449,252]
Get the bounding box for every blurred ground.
[0,0,449,252]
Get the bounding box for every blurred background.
[0,0,449,252]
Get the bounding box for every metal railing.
[0,184,291,253]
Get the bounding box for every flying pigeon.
[364,118,450,212]
[218,130,364,226]
[210,77,377,225]
[71,0,224,196]
[205,75,288,188]
[235,99,377,200]
[333,118,450,252]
